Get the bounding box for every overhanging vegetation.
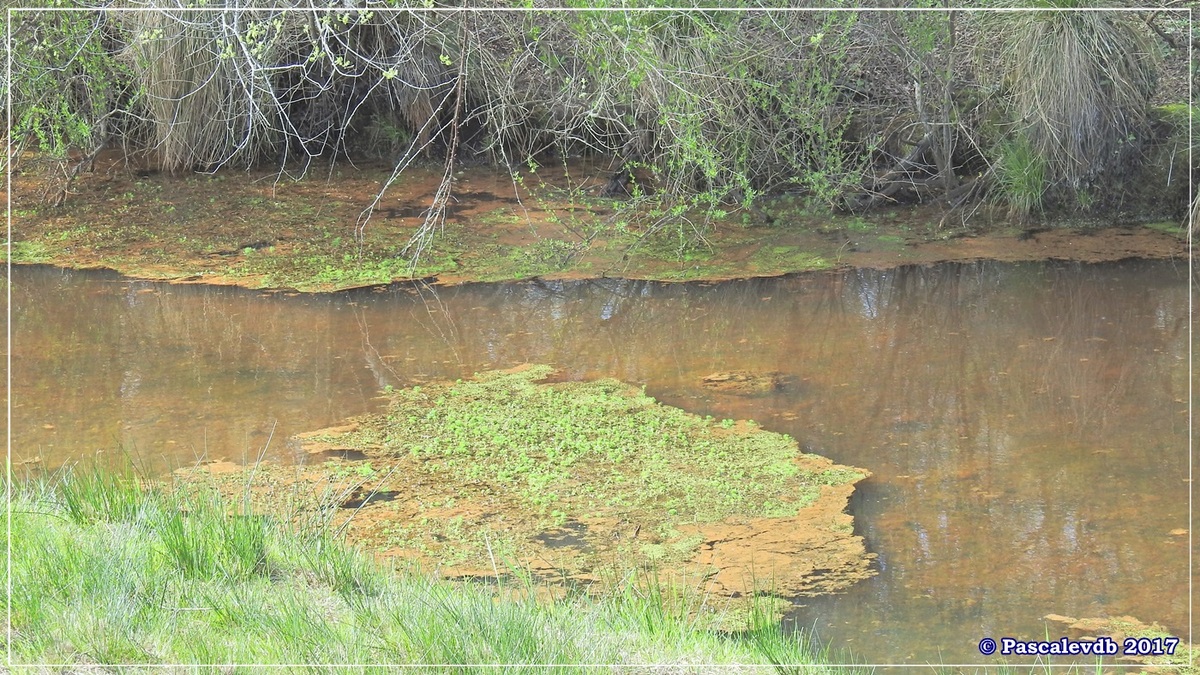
[5,3,1194,264]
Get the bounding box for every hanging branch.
[399,20,468,268]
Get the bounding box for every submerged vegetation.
[6,466,870,670]
[5,3,1193,277]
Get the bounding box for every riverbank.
[7,155,1190,292]
[6,467,867,670]
[8,258,1193,670]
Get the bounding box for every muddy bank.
[175,366,875,601]
[7,156,1190,292]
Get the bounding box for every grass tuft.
[57,465,148,525]
[990,9,1156,202]
[993,134,1047,222]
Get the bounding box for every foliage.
[7,9,138,203]
[993,133,1047,221]
[8,11,129,155]
[545,10,865,207]
[4,5,1175,256]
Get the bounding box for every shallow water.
[9,260,1191,665]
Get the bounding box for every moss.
[1154,103,1194,129]
[1143,221,1188,239]
[749,245,831,274]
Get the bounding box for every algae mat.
[179,365,875,598]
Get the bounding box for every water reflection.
[9,260,1190,664]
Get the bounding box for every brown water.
[9,260,1192,665]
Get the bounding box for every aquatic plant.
[382,365,828,520]
[210,365,873,602]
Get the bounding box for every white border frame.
[4,3,1195,667]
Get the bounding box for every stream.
[10,259,1192,665]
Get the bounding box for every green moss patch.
[381,365,827,520]
[1143,221,1188,239]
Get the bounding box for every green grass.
[7,240,54,263]
[1154,103,1194,129]
[841,216,874,233]
[1143,221,1188,239]
[994,134,1048,221]
[7,466,870,671]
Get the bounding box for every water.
[9,260,1191,664]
